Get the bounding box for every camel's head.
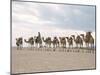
[70,37,73,40]
[38,32,40,34]
[16,38,18,40]
[42,37,44,39]
[76,35,81,39]
[86,31,92,36]
[48,37,51,39]
[62,37,66,40]
[30,37,34,40]
[59,37,61,39]
[16,37,22,41]
[80,34,84,37]
[71,35,75,38]
[54,37,57,39]
[66,37,69,39]
[87,31,92,33]
[47,37,51,40]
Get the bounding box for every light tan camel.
[52,37,59,48]
[24,37,34,48]
[59,37,66,48]
[16,37,23,50]
[71,35,83,48]
[66,37,73,48]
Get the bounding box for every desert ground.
[11,47,95,74]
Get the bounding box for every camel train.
[15,32,95,50]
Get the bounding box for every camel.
[89,35,94,48]
[80,32,94,48]
[24,37,34,48]
[52,37,59,48]
[86,32,94,48]
[42,37,52,48]
[34,32,42,48]
[59,37,66,48]
[80,34,89,48]
[66,37,73,48]
[71,35,83,48]
[16,37,23,50]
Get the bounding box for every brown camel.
[52,37,59,48]
[42,37,52,48]
[86,32,94,48]
[59,37,66,48]
[66,37,73,48]
[34,32,42,48]
[71,35,83,48]
[24,37,34,48]
[89,35,94,48]
[80,32,94,48]
[16,37,23,50]
[80,34,89,48]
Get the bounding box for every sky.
[12,1,96,47]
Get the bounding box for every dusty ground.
[11,47,96,74]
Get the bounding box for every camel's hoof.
[67,50,69,52]
[77,50,80,52]
[53,49,56,51]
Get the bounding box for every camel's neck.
[66,38,69,41]
[42,38,46,42]
[82,36,85,41]
[73,37,76,42]
[38,32,41,38]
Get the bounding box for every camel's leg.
[49,44,51,48]
[20,46,22,50]
[80,44,81,48]
[32,45,33,50]
[17,46,19,50]
[92,44,95,53]
[68,45,70,49]
[71,45,73,49]
[19,46,21,50]
[88,43,89,48]
[67,45,70,52]
[76,44,78,48]
[91,44,92,49]
[53,45,56,51]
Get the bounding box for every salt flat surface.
[11,47,95,74]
